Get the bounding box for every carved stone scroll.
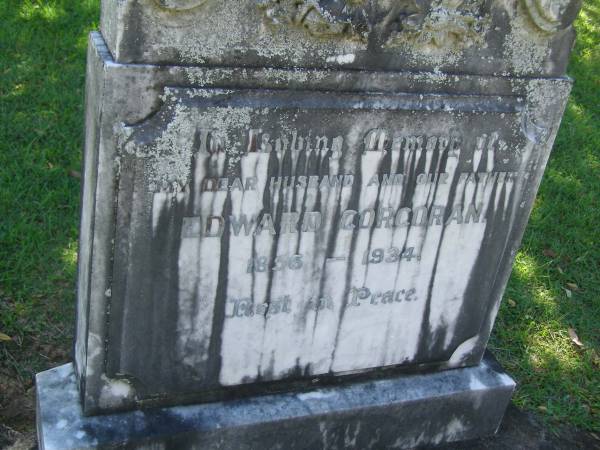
[523,0,582,32]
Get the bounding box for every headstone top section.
[101,0,581,75]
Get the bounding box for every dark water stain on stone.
[329,143,363,370]
[206,185,233,387]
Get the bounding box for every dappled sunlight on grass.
[563,102,594,130]
[575,5,600,53]
[61,240,79,269]
[494,96,600,430]
[513,252,540,281]
[19,2,63,22]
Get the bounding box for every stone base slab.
[36,354,515,450]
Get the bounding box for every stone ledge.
[37,354,514,450]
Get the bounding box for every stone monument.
[36,0,582,448]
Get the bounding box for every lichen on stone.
[385,0,490,52]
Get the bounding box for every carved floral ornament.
[256,0,582,46]
[152,0,582,41]
[256,0,491,49]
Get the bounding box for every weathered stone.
[100,0,579,76]
[37,354,515,450]
[72,32,568,416]
[38,0,582,446]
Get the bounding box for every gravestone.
[36,0,582,448]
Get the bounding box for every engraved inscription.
[361,247,420,265]
[226,296,292,318]
[182,198,490,238]
[225,294,339,319]
[247,254,304,273]
[113,88,536,389]
[349,287,418,307]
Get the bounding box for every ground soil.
[435,404,600,450]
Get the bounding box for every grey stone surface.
[37,355,515,450]
[72,31,571,415]
[38,0,582,446]
[100,0,580,77]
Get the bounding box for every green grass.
[0,0,599,434]
[0,0,98,396]
[490,0,600,431]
